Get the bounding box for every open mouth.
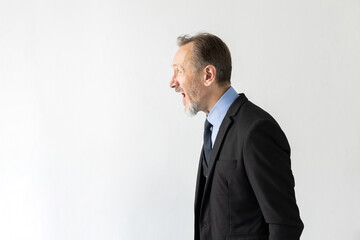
[181,93,186,104]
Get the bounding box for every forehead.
[172,42,194,68]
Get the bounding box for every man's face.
[170,43,204,116]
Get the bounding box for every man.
[170,33,304,240]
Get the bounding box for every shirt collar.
[206,86,238,128]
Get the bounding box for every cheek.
[187,81,198,97]
[180,82,189,93]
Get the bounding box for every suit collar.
[228,93,248,117]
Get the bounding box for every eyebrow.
[172,64,184,69]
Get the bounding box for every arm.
[243,119,304,240]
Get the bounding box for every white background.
[1,0,359,239]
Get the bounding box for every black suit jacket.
[194,94,304,240]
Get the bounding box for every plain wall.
[1,0,359,239]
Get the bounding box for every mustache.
[175,87,183,93]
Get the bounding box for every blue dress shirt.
[206,86,239,147]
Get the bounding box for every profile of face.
[170,43,204,116]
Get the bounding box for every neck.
[203,85,231,115]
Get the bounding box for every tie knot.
[205,119,212,131]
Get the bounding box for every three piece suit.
[194,93,304,240]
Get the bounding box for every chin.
[184,103,199,117]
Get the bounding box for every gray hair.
[177,33,232,86]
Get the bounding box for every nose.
[169,74,179,89]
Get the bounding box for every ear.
[203,65,216,87]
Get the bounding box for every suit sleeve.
[243,119,304,240]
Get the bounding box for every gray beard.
[184,101,199,117]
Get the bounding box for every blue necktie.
[204,119,213,165]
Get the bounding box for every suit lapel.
[207,94,248,175]
[199,94,248,211]
[207,116,233,171]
